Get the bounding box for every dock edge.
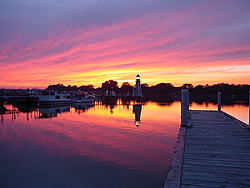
[164,125,186,188]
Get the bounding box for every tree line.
[46,81,250,96]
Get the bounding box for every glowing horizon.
[0,0,249,89]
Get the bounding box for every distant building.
[104,88,116,97]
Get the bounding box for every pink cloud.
[0,0,249,88]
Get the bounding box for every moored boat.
[72,92,95,103]
[35,90,73,105]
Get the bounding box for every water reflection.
[133,105,142,127]
[73,102,94,114]
[37,105,71,118]
[0,100,249,188]
[0,102,182,188]
[1,98,248,124]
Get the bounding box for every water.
[0,100,248,188]
[189,101,249,124]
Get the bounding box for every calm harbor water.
[0,100,248,188]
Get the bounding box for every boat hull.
[36,100,73,106]
[72,95,95,103]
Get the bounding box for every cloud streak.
[0,0,249,88]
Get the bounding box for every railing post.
[218,92,221,111]
[181,89,188,126]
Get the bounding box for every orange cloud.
[0,1,249,88]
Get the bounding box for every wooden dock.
[165,110,250,188]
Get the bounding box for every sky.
[0,0,249,89]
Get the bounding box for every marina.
[1,1,249,187]
[0,97,249,188]
[0,81,249,188]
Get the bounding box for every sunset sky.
[0,0,249,89]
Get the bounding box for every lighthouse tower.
[133,74,142,97]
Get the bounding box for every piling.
[217,92,221,111]
[181,89,188,126]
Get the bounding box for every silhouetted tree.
[141,83,150,94]
[79,85,94,91]
[194,85,205,94]
[120,82,133,93]
[191,83,250,96]
[182,83,193,89]
[45,82,249,98]
[101,80,119,91]
[141,83,149,88]
[70,85,78,91]
[150,83,175,94]
[46,84,67,91]
[88,84,94,89]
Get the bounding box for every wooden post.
[218,92,221,111]
[181,89,188,126]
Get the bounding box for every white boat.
[36,90,73,105]
[72,92,95,103]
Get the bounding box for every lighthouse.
[133,74,142,97]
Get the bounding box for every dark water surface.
[0,101,181,188]
[0,100,248,188]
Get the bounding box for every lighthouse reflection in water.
[0,101,181,188]
[133,104,142,127]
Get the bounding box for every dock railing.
[181,89,250,127]
[166,90,250,187]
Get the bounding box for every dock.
[165,110,250,188]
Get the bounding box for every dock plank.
[165,110,250,188]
